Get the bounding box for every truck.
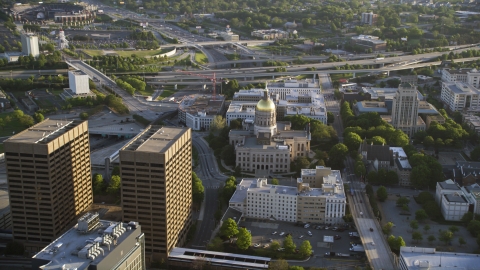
[349,245,365,252]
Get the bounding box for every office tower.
[4,119,93,248]
[120,126,192,260]
[68,70,90,95]
[361,12,378,25]
[391,83,420,137]
[32,213,145,270]
[21,33,40,57]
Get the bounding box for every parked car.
[334,235,341,240]
[278,248,285,251]
[253,243,261,248]
[304,223,310,229]
[279,232,285,236]
[307,231,313,236]
[299,235,304,239]
[325,226,329,230]
[263,244,270,248]
[272,231,277,235]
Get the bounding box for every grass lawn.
[195,52,208,64]
[83,48,173,58]
[407,39,421,47]
[48,88,65,95]
[136,84,155,96]
[296,74,313,80]
[35,98,56,110]
[330,73,354,81]
[0,112,28,137]
[156,89,176,100]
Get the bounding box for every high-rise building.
[120,126,192,260]
[4,119,92,250]
[32,213,145,270]
[21,33,39,57]
[391,83,421,137]
[361,12,378,25]
[68,70,90,95]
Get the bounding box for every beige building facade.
[120,126,192,261]
[4,119,93,251]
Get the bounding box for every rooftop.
[122,126,188,153]
[32,218,141,270]
[400,246,480,270]
[390,147,412,170]
[178,94,225,116]
[438,179,461,190]
[267,78,319,89]
[70,70,88,76]
[443,82,480,95]
[4,119,83,144]
[444,193,468,203]
[169,248,270,269]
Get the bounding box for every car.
[263,244,270,248]
[299,235,304,239]
[279,232,285,236]
[307,231,312,236]
[269,238,273,243]
[332,227,338,231]
[334,235,341,240]
[278,248,285,251]
[253,243,261,248]
[304,224,310,228]
[324,226,329,230]
[272,231,277,235]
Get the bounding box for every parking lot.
[240,219,363,258]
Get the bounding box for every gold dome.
[256,98,275,112]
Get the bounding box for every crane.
[176,70,217,100]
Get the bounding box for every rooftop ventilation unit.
[77,212,100,232]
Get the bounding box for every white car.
[272,231,277,235]
[263,244,270,248]
[307,231,313,236]
[278,248,285,251]
[279,232,285,236]
[299,235,304,239]
[253,243,261,248]
[304,224,310,228]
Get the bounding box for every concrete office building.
[32,213,145,270]
[361,12,378,25]
[267,78,320,100]
[229,170,345,224]
[61,70,96,100]
[440,82,480,111]
[4,119,92,251]
[462,183,480,215]
[278,90,327,123]
[251,29,289,40]
[21,33,39,57]
[177,94,225,131]
[229,90,311,173]
[351,35,386,52]
[120,126,192,260]
[399,246,479,270]
[391,83,421,137]
[442,68,480,89]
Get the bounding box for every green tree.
[383,222,394,235]
[328,143,348,169]
[236,228,252,250]
[367,170,378,184]
[417,192,435,205]
[270,240,280,251]
[386,170,399,186]
[424,225,431,234]
[449,226,459,235]
[415,209,429,222]
[459,237,466,246]
[269,259,289,270]
[327,112,335,124]
[271,178,279,185]
[289,266,304,270]
[424,136,434,149]
[220,218,239,239]
[439,230,453,245]
[80,112,89,120]
[468,220,480,236]
[298,240,312,257]
[106,175,121,195]
[211,115,226,133]
[376,186,388,202]
[33,112,44,123]
[192,172,205,205]
[396,196,410,206]
[344,132,362,152]
[410,220,419,230]
[354,160,366,177]
[371,136,387,145]
[428,235,436,243]
[208,237,224,252]
[283,235,296,253]
[412,231,423,243]
[93,173,104,195]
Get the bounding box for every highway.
[190,133,227,248]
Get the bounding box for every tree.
[327,112,335,124]
[328,143,348,169]
[410,220,419,230]
[354,160,366,177]
[424,225,431,234]
[80,112,89,120]
[269,259,289,270]
[396,196,410,207]
[428,235,436,244]
[298,240,312,257]
[367,170,378,184]
[33,112,44,123]
[459,237,466,246]
[192,172,205,205]
[386,170,399,186]
[439,230,453,245]
[344,132,362,152]
[106,175,121,195]
[93,174,104,195]
[211,115,226,132]
[220,218,239,239]
[449,226,459,235]
[270,240,280,251]
[415,209,429,222]
[283,235,296,253]
[424,136,434,149]
[417,192,435,205]
[208,237,224,252]
[412,231,423,243]
[371,136,386,145]
[289,266,304,270]
[236,228,252,250]
[271,178,279,185]
[376,186,388,202]
[396,236,406,250]
[383,222,394,235]
[468,220,480,237]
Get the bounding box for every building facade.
[391,83,420,137]
[462,183,480,215]
[399,246,480,270]
[442,68,480,89]
[278,90,327,123]
[251,29,289,40]
[440,82,480,111]
[361,12,378,25]
[120,126,192,260]
[21,33,39,57]
[351,35,386,52]
[68,70,90,94]
[4,119,92,250]
[440,193,469,221]
[229,172,345,224]
[390,147,412,187]
[32,213,145,270]
[267,78,320,100]
[178,95,225,131]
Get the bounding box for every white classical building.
[436,180,470,221]
[440,82,480,111]
[229,169,345,224]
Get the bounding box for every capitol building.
[229,88,311,174]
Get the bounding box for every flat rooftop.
[70,70,88,76]
[400,246,480,269]
[33,220,140,270]
[178,94,225,115]
[123,126,188,153]
[4,119,82,144]
[443,82,480,95]
[438,180,461,190]
[444,193,468,203]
